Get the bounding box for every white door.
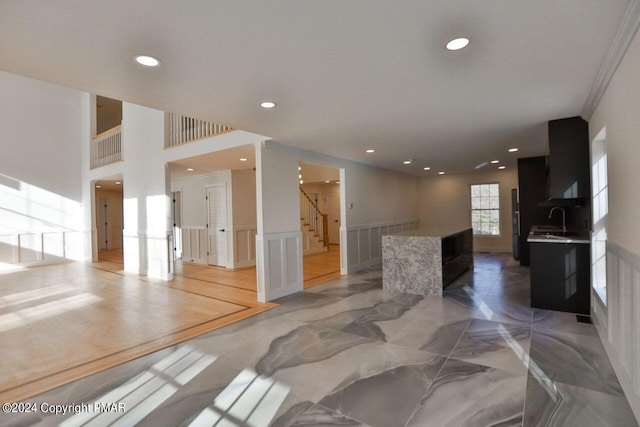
[98,198,110,250]
[326,192,340,244]
[207,184,227,267]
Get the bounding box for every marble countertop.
[527,225,591,244]
[383,227,472,239]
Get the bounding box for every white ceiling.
[0,1,633,175]
[168,145,256,180]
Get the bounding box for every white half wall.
[419,169,518,253]
[588,24,640,421]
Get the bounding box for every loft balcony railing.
[90,125,122,169]
[166,113,233,148]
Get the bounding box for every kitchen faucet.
[548,207,566,232]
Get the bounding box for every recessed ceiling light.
[96,185,101,188]
[115,181,121,185]
[498,166,506,170]
[325,180,330,183]
[403,160,412,165]
[490,160,499,164]
[240,158,247,162]
[186,168,195,172]
[508,148,519,152]
[438,171,445,175]
[423,167,431,171]
[299,174,302,179]
[299,179,304,184]
[298,166,301,171]
[260,101,276,109]
[446,37,470,51]
[336,181,340,184]
[134,55,161,67]
[366,149,375,153]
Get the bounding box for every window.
[591,127,608,305]
[470,183,500,236]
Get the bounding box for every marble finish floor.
[2,254,637,426]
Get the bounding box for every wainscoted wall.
[593,240,640,418]
[122,231,173,279]
[181,227,207,264]
[0,231,85,266]
[233,225,257,269]
[256,231,303,302]
[343,220,419,274]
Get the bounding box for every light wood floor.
[0,245,340,403]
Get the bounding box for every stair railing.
[299,187,329,247]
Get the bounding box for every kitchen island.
[382,227,473,296]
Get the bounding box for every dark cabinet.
[530,242,590,314]
[517,157,549,266]
[547,116,592,231]
[548,117,590,199]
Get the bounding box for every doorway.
[93,178,124,265]
[299,161,342,288]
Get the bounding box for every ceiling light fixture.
[239,158,247,162]
[366,149,375,153]
[299,179,304,184]
[134,55,161,67]
[115,181,121,185]
[438,171,445,175]
[498,166,506,170]
[260,101,276,109]
[186,168,195,172]
[508,148,519,152]
[325,180,330,183]
[96,185,101,188]
[336,181,340,184]
[446,37,470,51]
[403,160,412,165]
[423,167,431,171]
[490,160,499,164]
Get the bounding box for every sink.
[530,231,579,237]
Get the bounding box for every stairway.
[300,187,328,255]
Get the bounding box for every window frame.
[469,182,501,237]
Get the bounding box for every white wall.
[231,169,257,227]
[344,162,419,227]
[588,24,640,421]
[121,102,172,279]
[255,142,304,301]
[171,169,256,269]
[0,71,86,265]
[254,142,420,301]
[232,169,257,268]
[419,169,518,253]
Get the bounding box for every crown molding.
[582,0,640,120]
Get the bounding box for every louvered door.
[206,183,227,266]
